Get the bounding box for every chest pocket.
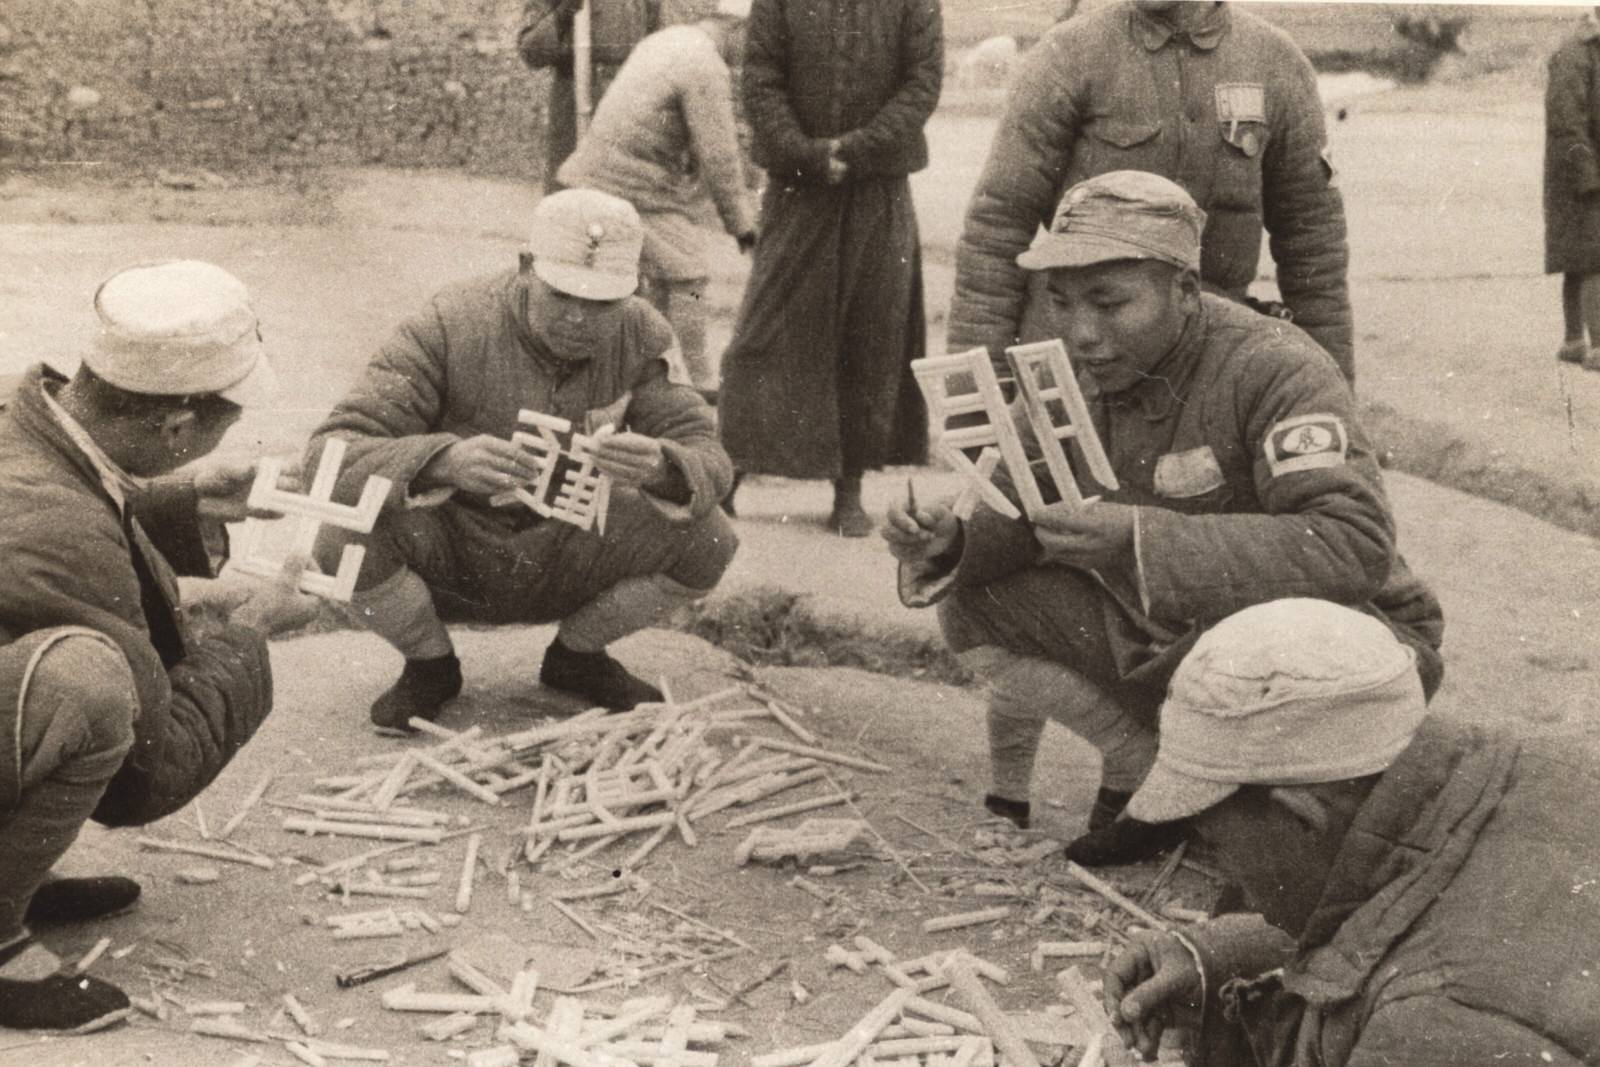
[1084,119,1162,176]
[1213,83,1268,210]
[1153,445,1230,512]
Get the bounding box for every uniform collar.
[37,368,138,518]
[1129,1,1230,52]
[1584,9,1600,41]
[1084,303,1207,421]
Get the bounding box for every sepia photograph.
[1,0,1597,1062]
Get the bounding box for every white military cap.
[1127,599,1426,824]
[527,189,644,301]
[86,259,277,405]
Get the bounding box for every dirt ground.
[3,41,1600,1067]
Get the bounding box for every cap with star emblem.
[526,188,644,301]
[1017,169,1207,274]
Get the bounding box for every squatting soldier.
[949,0,1356,381]
[311,189,738,729]
[1105,600,1600,1066]
[0,261,315,1031]
[884,172,1440,866]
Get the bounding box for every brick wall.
[0,0,551,173]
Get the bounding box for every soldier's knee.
[667,510,739,591]
[28,635,137,759]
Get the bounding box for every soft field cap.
[1018,170,1206,273]
[528,189,644,301]
[87,259,277,406]
[1127,599,1426,824]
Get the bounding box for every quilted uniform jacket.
[1544,16,1600,275]
[904,296,1441,675]
[1182,718,1600,1066]
[557,25,756,237]
[0,365,273,826]
[948,2,1353,378]
[308,270,732,527]
[742,0,943,184]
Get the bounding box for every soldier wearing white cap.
[311,188,737,727]
[1103,600,1600,1066]
[557,0,757,398]
[884,171,1442,866]
[0,260,316,1031]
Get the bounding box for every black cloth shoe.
[1088,787,1133,832]
[0,938,130,1032]
[540,640,663,711]
[1064,816,1188,867]
[25,877,141,927]
[720,471,743,518]
[370,654,462,731]
[983,793,1030,830]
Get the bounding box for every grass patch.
[682,586,972,688]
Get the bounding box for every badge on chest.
[1154,445,1226,499]
[1216,83,1267,157]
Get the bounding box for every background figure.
[1544,8,1600,372]
[949,0,1354,382]
[717,0,943,536]
[518,0,688,190]
[557,0,758,398]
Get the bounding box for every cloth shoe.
[369,654,463,731]
[0,938,130,1032]
[25,877,141,927]
[1557,339,1587,364]
[720,471,743,518]
[1063,815,1188,867]
[983,793,1030,830]
[540,639,663,711]
[1088,786,1133,832]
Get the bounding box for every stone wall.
[0,0,550,173]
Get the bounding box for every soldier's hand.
[1032,499,1136,570]
[229,553,322,637]
[593,432,667,489]
[429,435,541,495]
[882,500,960,563]
[192,456,301,522]
[1104,931,1205,1061]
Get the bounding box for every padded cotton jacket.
[948,2,1353,377]
[0,365,273,826]
[1183,718,1600,1065]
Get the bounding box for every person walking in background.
[1545,8,1600,373]
[949,0,1355,382]
[717,0,943,536]
[558,0,758,400]
[518,0,689,190]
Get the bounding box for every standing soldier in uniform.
[717,0,944,535]
[558,0,758,399]
[885,173,1440,865]
[949,0,1355,382]
[1544,7,1600,372]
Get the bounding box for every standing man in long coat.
[717,0,943,536]
[1545,8,1600,373]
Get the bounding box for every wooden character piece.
[489,409,612,534]
[232,437,392,602]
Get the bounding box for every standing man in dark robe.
[717,0,943,536]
